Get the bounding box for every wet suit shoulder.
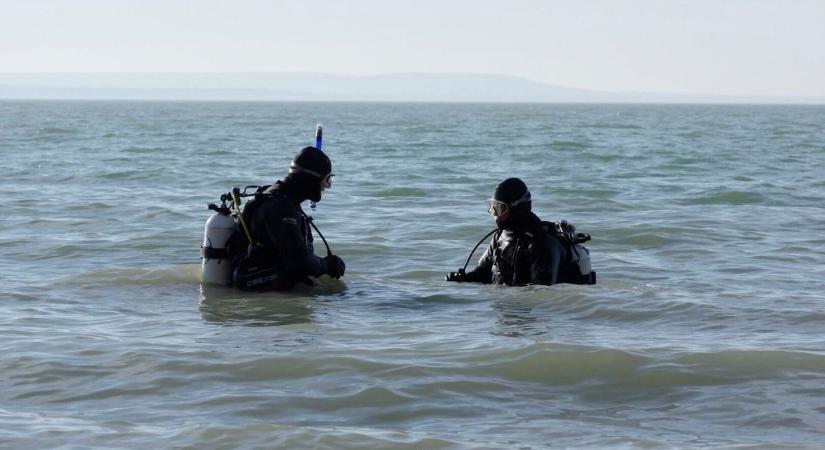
[247,182,327,279]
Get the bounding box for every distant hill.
[0,72,822,103]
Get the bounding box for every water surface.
[1,101,824,449]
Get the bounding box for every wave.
[122,146,170,154]
[61,264,202,287]
[597,225,706,247]
[549,140,590,149]
[12,341,823,391]
[0,417,461,450]
[170,423,458,450]
[685,190,767,205]
[580,123,643,130]
[448,343,825,387]
[374,187,429,198]
[35,126,80,136]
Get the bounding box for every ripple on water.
[683,190,767,206]
[4,102,825,449]
[374,187,429,198]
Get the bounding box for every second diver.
[446,178,596,286]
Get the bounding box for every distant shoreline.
[2,97,824,106]
[1,72,823,104]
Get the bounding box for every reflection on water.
[491,296,543,338]
[198,277,347,327]
[198,284,315,327]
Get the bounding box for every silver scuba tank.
[570,243,592,277]
[201,211,238,286]
[551,219,596,284]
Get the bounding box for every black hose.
[300,211,333,256]
[461,229,499,272]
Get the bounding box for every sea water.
[1,101,824,449]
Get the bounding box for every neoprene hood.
[284,146,332,203]
[494,178,532,212]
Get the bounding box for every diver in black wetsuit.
[233,146,345,290]
[446,178,595,286]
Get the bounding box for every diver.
[232,146,346,290]
[446,178,596,286]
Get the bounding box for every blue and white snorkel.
[310,124,323,210]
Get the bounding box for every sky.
[1,0,824,97]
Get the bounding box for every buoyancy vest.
[239,184,313,259]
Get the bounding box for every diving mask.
[485,189,531,218]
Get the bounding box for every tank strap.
[231,190,258,247]
[201,246,229,260]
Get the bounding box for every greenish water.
[1,101,824,449]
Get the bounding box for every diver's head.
[486,178,532,227]
[285,146,334,203]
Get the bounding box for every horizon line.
[2,97,824,106]
[1,71,823,101]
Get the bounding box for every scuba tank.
[201,194,239,286]
[545,220,596,285]
[200,184,335,287]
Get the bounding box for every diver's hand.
[445,269,467,282]
[324,255,346,279]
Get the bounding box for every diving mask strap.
[510,189,531,207]
[289,162,324,179]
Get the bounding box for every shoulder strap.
[236,185,279,247]
[542,220,591,245]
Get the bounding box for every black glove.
[445,269,467,282]
[324,255,346,279]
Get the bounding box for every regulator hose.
[461,229,499,272]
[300,210,333,257]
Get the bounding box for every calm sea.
[1,100,824,449]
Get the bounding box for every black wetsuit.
[233,182,328,290]
[463,212,569,286]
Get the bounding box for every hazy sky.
[1,0,823,96]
